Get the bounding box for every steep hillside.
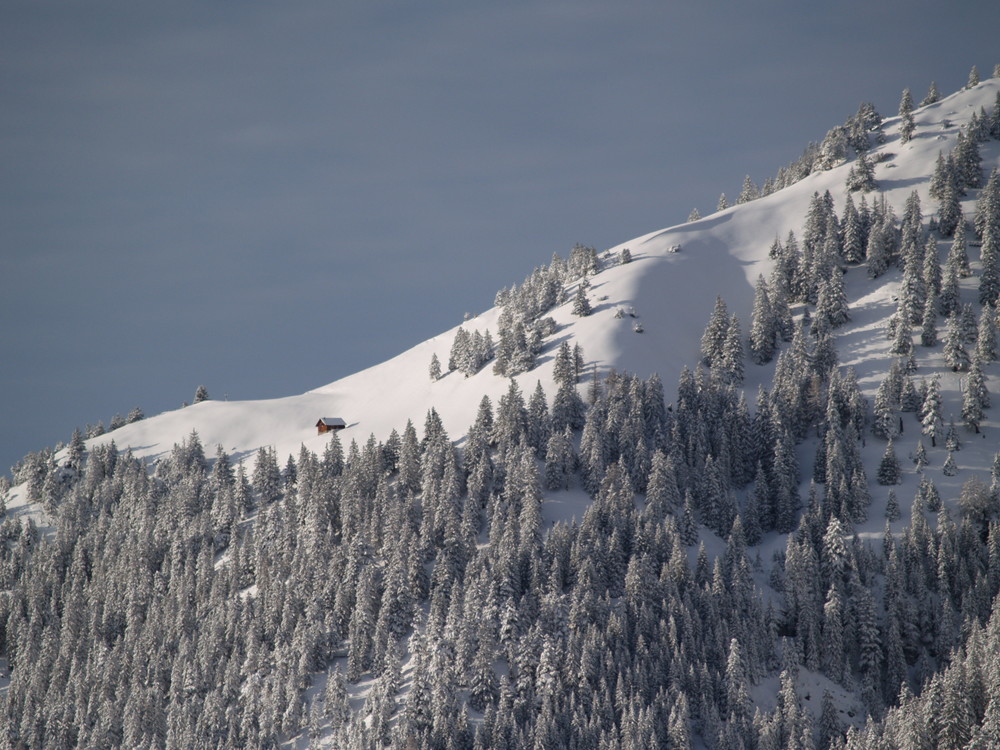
[37,81,993,473]
[3,75,1000,750]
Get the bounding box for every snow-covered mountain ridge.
[62,79,999,475]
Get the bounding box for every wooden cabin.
[316,417,347,434]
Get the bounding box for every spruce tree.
[955,129,983,190]
[898,251,926,325]
[915,439,929,472]
[551,380,585,433]
[890,314,913,356]
[963,355,990,433]
[873,368,901,439]
[943,450,959,477]
[526,381,551,457]
[930,151,953,199]
[816,268,849,328]
[701,296,730,366]
[866,221,891,278]
[991,91,1000,139]
[938,178,962,236]
[899,375,922,412]
[841,193,865,263]
[961,302,979,343]
[946,416,962,451]
[571,280,592,316]
[847,152,876,193]
[877,439,901,485]
[450,327,470,371]
[922,375,944,446]
[898,88,915,144]
[921,81,940,106]
[980,224,1000,307]
[921,238,941,305]
[921,295,938,346]
[940,262,962,318]
[714,314,745,385]
[429,353,442,381]
[947,218,972,278]
[977,305,998,361]
[749,275,777,364]
[967,65,981,89]
[976,169,1000,240]
[737,175,760,204]
[944,311,971,371]
[886,490,901,521]
[552,342,575,387]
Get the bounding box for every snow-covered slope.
[72,80,1000,486]
[5,75,1000,750]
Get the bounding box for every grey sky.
[2,1,999,471]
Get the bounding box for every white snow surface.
[78,80,1000,531]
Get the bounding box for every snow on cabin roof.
[317,417,346,427]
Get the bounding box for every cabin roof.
[317,417,346,427]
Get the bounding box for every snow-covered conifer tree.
[943,450,959,476]
[701,296,730,366]
[526,381,551,457]
[980,224,1000,307]
[749,276,777,364]
[898,251,926,325]
[944,311,971,371]
[816,268,850,328]
[921,80,940,106]
[940,264,961,319]
[888,493,905,523]
[847,152,876,193]
[715,314,745,385]
[252,446,283,506]
[991,91,1000,139]
[938,179,962,237]
[921,375,944,446]
[841,193,865,263]
[977,306,998,361]
[877,440,901,485]
[866,220,891,278]
[737,175,760,204]
[967,65,980,89]
[552,342,575,387]
[449,327,470,372]
[954,129,983,190]
[920,296,938,347]
[898,88,915,143]
[551,380,585,433]
[890,314,913,356]
[543,427,575,491]
[930,151,953,199]
[963,354,990,433]
[571,281,592,317]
